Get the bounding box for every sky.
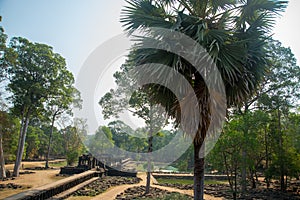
[0,0,299,130]
[0,0,126,76]
[1,0,300,76]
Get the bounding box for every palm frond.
[121,0,174,33]
[120,0,288,137]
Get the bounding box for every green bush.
[66,151,79,166]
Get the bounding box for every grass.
[50,160,67,167]
[205,179,228,185]
[134,193,192,200]
[157,178,193,185]
[156,178,227,185]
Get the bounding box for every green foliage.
[66,150,79,166]
[42,125,63,157]
[0,26,17,85]
[105,120,176,154]
[265,111,300,184]
[87,126,115,156]
[2,35,81,175]
[206,38,300,194]
[7,37,66,116]
[0,26,8,82]
[207,109,300,192]
[173,145,193,172]
[157,178,194,185]
[25,126,43,159]
[49,160,67,167]
[61,122,86,166]
[121,0,287,130]
[0,111,19,161]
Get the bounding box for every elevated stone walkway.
[4,170,103,200]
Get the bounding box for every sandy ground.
[0,160,66,199]
[4,159,65,170]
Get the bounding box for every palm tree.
[120,0,287,199]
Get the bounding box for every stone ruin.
[59,154,137,177]
[60,154,104,175]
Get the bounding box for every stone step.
[47,177,99,199]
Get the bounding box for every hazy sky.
[1,0,299,76]
[0,0,125,76]
[1,0,299,130]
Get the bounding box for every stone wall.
[5,171,103,200]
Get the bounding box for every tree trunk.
[255,171,259,182]
[223,152,234,193]
[0,128,6,179]
[145,131,153,194]
[277,109,285,192]
[45,114,56,168]
[241,106,249,194]
[234,166,237,200]
[265,127,270,188]
[250,170,256,189]
[145,105,154,194]
[193,139,205,200]
[13,110,30,177]
[241,150,247,193]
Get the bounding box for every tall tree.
[0,26,17,178]
[209,118,244,200]
[87,126,115,157]
[61,118,87,166]
[0,111,11,179]
[120,1,287,199]
[225,38,300,192]
[0,27,8,179]
[0,26,7,84]
[99,64,167,193]
[7,37,71,176]
[256,40,300,191]
[44,82,81,168]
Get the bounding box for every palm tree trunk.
[13,110,30,177]
[0,128,6,179]
[146,130,153,194]
[146,104,154,194]
[45,114,56,168]
[193,139,205,200]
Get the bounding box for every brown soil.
[4,159,65,170]
[0,160,66,199]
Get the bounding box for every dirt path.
[87,173,222,200]
[4,159,66,170]
[82,173,147,200]
[0,170,64,199]
[2,169,62,187]
[3,160,66,188]
[0,160,66,199]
